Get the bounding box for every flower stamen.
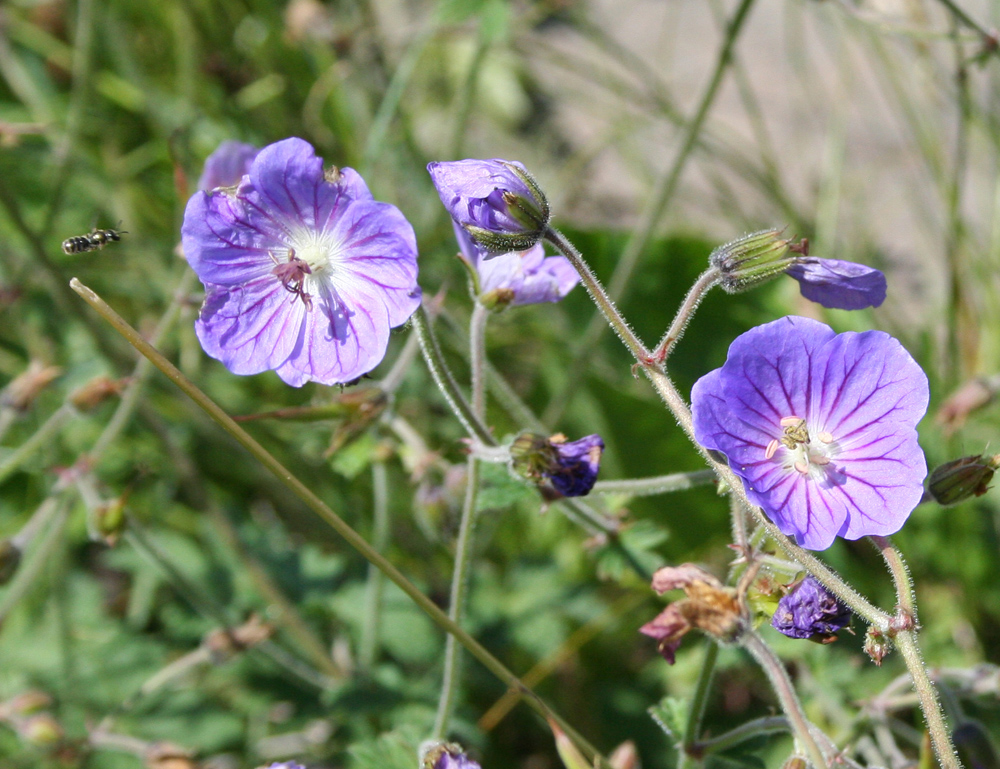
[270,248,314,311]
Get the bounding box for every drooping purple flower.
[509,432,604,498]
[182,137,421,387]
[198,141,259,191]
[452,222,577,309]
[259,763,306,769]
[428,159,550,254]
[691,316,929,550]
[771,576,852,640]
[785,257,887,311]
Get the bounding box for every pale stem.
[741,629,829,769]
[70,279,608,766]
[433,303,489,737]
[652,268,721,363]
[0,403,77,486]
[359,461,391,673]
[729,490,747,555]
[591,469,716,497]
[869,535,916,618]
[678,641,719,769]
[697,716,789,755]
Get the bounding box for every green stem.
[0,497,71,624]
[470,303,489,419]
[69,279,610,768]
[591,470,716,497]
[741,629,828,769]
[697,716,789,755]
[544,227,651,362]
[652,268,721,363]
[678,642,719,769]
[360,462,391,672]
[541,0,758,425]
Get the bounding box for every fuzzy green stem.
[591,469,716,497]
[741,629,828,769]
[698,716,789,755]
[652,268,721,363]
[69,279,609,767]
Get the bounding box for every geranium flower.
[428,158,549,254]
[197,141,259,191]
[182,138,421,387]
[691,316,929,550]
[452,223,577,309]
[771,576,851,641]
[421,742,481,769]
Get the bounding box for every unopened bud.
[550,718,590,769]
[95,498,128,546]
[864,627,891,666]
[0,539,21,584]
[20,712,62,746]
[1,362,61,412]
[710,229,794,294]
[144,741,197,769]
[781,757,807,769]
[927,454,999,506]
[608,741,640,769]
[478,287,516,311]
[420,741,482,769]
[70,376,126,411]
[510,432,604,498]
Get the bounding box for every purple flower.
[428,159,550,254]
[422,743,481,769]
[453,223,577,309]
[260,763,306,769]
[785,257,886,311]
[691,316,929,550]
[182,138,421,387]
[771,576,851,640]
[198,141,259,191]
[509,433,604,497]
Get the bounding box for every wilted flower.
[510,432,604,497]
[198,140,259,190]
[258,763,306,769]
[182,137,421,386]
[771,576,851,641]
[926,453,999,506]
[421,741,482,769]
[692,316,929,550]
[428,158,550,254]
[711,229,886,310]
[640,564,741,664]
[785,257,886,310]
[453,223,577,310]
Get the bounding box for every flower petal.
[786,258,887,310]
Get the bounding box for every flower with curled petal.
[182,137,421,387]
[509,432,604,498]
[452,223,577,310]
[197,140,259,191]
[691,316,929,550]
[428,158,549,254]
[785,257,886,311]
[771,576,851,641]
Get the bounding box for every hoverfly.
[62,226,127,255]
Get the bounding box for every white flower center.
[764,415,839,480]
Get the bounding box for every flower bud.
[771,576,851,642]
[510,432,604,498]
[926,454,999,506]
[1,361,61,412]
[69,376,127,411]
[428,159,550,255]
[864,627,891,666]
[420,741,482,769]
[710,229,794,294]
[95,497,128,546]
[0,539,22,584]
[19,712,62,746]
[550,719,590,769]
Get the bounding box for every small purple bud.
[428,159,550,255]
[927,453,999,506]
[421,742,482,769]
[510,432,604,498]
[771,576,851,642]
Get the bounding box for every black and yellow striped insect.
[61,226,127,255]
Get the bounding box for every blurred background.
[1,0,1000,767]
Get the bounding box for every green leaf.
[649,696,688,742]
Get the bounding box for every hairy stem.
[652,268,721,363]
[678,642,719,769]
[359,461,391,673]
[591,469,716,497]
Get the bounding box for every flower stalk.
[69,278,614,766]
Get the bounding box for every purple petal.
[198,141,259,191]
[771,576,851,639]
[786,258,887,310]
[691,316,928,550]
[545,434,604,497]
